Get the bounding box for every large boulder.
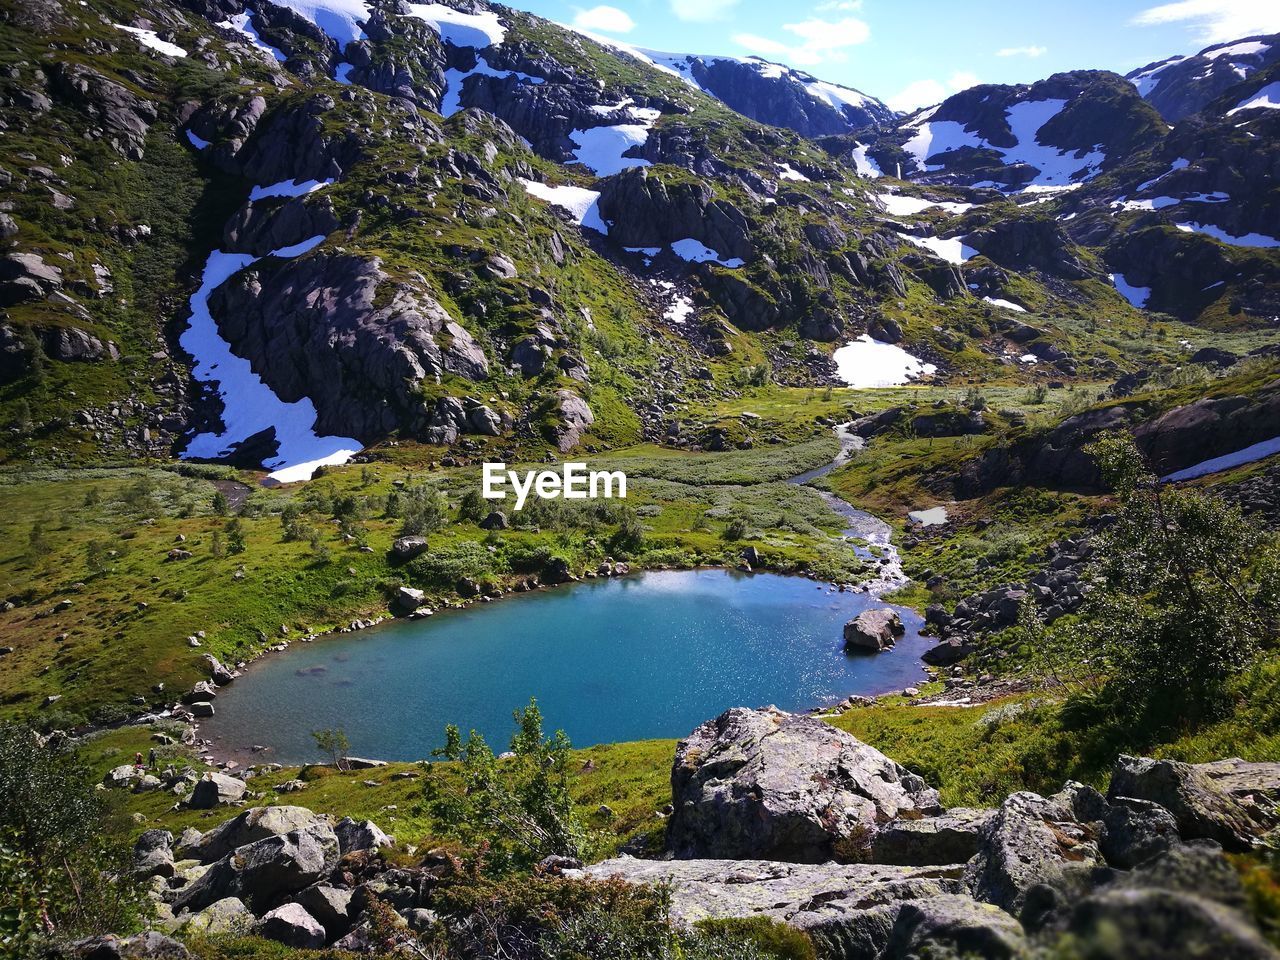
[186,806,327,863]
[294,884,354,939]
[666,707,941,862]
[1065,888,1278,960]
[1108,755,1272,851]
[962,786,1104,914]
[843,608,905,652]
[871,808,994,866]
[883,895,1029,960]
[60,932,190,959]
[172,820,340,914]
[178,897,253,936]
[334,816,394,854]
[132,829,175,878]
[255,903,327,948]
[188,772,247,809]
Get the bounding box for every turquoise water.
[200,569,930,762]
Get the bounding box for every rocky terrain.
[66,705,1280,958]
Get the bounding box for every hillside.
[2,0,1280,957]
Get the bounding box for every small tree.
[424,700,587,874]
[311,728,350,771]
[459,488,488,525]
[211,491,229,517]
[0,723,149,952]
[225,518,246,555]
[722,516,749,542]
[1046,434,1279,726]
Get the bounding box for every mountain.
[1127,33,1280,121]
[632,49,896,137]
[1,0,1278,480]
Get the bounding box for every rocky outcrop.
[597,168,755,263]
[172,817,339,913]
[1134,387,1280,478]
[209,254,490,442]
[964,214,1091,281]
[222,194,341,257]
[549,389,593,452]
[578,856,962,946]
[666,707,942,862]
[188,771,247,808]
[1108,755,1280,851]
[47,62,157,159]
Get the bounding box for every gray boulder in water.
[843,608,905,651]
[666,707,941,862]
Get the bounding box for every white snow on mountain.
[217,10,287,61]
[1175,222,1280,248]
[569,122,654,176]
[181,235,360,483]
[115,25,187,57]
[876,192,973,216]
[406,2,505,47]
[249,178,334,201]
[898,232,977,264]
[833,335,937,388]
[983,297,1026,312]
[1110,272,1151,308]
[272,0,369,47]
[440,59,543,116]
[518,179,608,234]
[185,129,210,149]
[1228,80,1280,115]
[850,144,882,178]
[903,98,1106,187]
[670,238,744,268]
[1163,435,1280,482]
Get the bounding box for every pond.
[200,569,930,763]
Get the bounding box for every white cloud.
[815,0,864,10]
[887,71,978,113]
[1132,0,1280,43]
[573,5,635,33]
[996,44,1047,57]
[734,15,870,65]
[670,0,739,22]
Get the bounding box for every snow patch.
[898,232,976,264]
[406,2,504,47]
[334,62,354,84]
[850,143,882,179]
[439,58,543,116]
[1110,272,1151,308]
[876,191,973,216]
[249,178,333,201]
[983,297,1026,312]
[670,238,744,268]
[217,10,287,61]
[180,238,360,482]
[908,506,948,526]
[777,163,810,182]
[517,178,607,235]
[115,24,187,57]
[1175,222,1280,248]
[270,0,369,47]
[833,335,937,388]
[1228,81,1280,116]
[568,123,653,177]
[1163,436,1280,482]
[903,98,1105,188]
[185,129,210,150]
[664,294,694,324]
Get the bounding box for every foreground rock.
[666,707,942,861]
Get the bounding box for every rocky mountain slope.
[3,0,1276,481]
[1128,33,1279,121]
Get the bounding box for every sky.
[507,0,1280,110]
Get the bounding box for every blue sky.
[508,0,1280,110]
